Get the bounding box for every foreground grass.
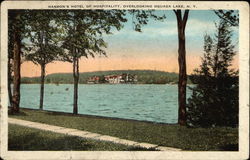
[9,124,156,151]
[9,108,238,151]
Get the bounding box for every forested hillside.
[21,70,189,84]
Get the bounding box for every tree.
[129,9,189,125]
[60,10,127,114]
[170,9,237,126]
[173,10,189,125]
[24,10,64,110]
[8,10,24,113]
[170,10,237,126]
[186,19,238,127]
[8,19,14,107]
[129,9,190,125]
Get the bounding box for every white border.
[1,1,249,160]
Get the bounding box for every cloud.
[186,19,216,36]
[106,18,217,39]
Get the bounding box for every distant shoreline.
[22,69,180,78]
[19,82,179,85]
[20,69,184,84]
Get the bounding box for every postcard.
[1,1,249,160]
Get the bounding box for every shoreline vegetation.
[9,108,238,151]
[20,70,192,84]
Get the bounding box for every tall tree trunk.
[8,58,13,106]
[174,10,189,126]
[11,13,21,113]
[39,64,45,110]
[73,56,79,114]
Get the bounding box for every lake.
[20,84,192,124]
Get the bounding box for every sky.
[21,10,239,77]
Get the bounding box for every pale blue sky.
[103,10,239,58]
[22,10,239,77]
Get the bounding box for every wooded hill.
[21,70,190,84]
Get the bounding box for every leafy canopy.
[24,10,64,66]
[58,10,127,62]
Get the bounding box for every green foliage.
[8,10,29,83]
[128,10,166,32]
[58,10,127,62]
[23,10,64,66]
[21,70,181,84]
[98,75,106,83]
[187,19,238,127]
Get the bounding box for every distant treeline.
[21,70,191,84]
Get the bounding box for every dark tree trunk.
[73,57,79,114]
[174,10,189,126]
[11,14,21,113]
[8,58,13,106]
[39,64,45,110]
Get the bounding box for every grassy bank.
[9,108,238,151]
[9,124,155,151]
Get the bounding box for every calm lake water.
[20,84,192,124]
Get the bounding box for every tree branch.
[173,9,177,15]
[214,10,239,26]
[182,10,189,30]
[173,9,182,25]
